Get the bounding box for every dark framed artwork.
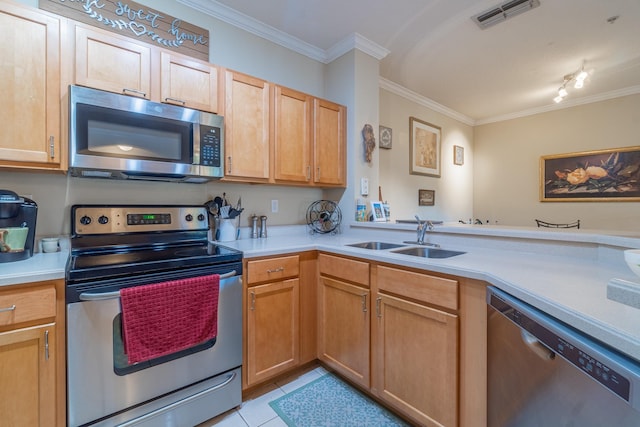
[379,126,392,149]
[540,146,640,202]
[410,117,441,177]
[418,189,435,206]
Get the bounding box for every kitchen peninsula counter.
[2,223,640,362]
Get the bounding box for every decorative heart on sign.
[129,22,147,37]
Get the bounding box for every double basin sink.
[346,241,465,258]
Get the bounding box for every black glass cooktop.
[66,241,242,283]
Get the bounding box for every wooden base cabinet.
[244,255,300,388]
[0,279,65,427]
[318,254,370,389]
[373,265,459,427]
[0,324,56,426]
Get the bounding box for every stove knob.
[197,213,205,221]
[98,215,109,225]
[185,214,193,222]
[79,215,92,225]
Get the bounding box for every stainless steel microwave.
[69,85,224,183]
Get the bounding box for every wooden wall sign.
[39,0,209,61]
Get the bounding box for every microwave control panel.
[200,125,222,167]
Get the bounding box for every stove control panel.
[73,205,209,235]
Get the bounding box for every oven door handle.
[78,270,238,301]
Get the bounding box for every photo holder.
[370,200,386,222]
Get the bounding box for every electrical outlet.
[360,178,369,196]
[271,199,279,213]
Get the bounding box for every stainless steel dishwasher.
[487,286,640,427]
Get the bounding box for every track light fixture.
[553,63,589,103]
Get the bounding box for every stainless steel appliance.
[0,189,37,263]
[65,204,242,427]
[69,85,224,183]
[488,286,640,427]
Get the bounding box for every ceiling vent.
[472,0,540,29]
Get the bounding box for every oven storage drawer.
[97,367,241,427]
[0,285,56,327]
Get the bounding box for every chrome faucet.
[414,215,439,247]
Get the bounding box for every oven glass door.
[66,272,241,427]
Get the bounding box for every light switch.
[361,178,369,196]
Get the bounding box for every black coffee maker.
[0,189,38,263]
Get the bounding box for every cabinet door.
[224,70,271,181]
[0,4,61,169]
[318,276,370,388]
[0,324,56,426]
[246,279,299,386]
[160,51,219,113]
[374,293,458,427]
[274,86,312,183]
[313,99,346,186]
[75,25,151,99]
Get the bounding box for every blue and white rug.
[269,373,410,427]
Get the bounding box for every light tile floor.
[198,365,329,427]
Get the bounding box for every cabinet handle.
[122,88,146,98]
[49,136,55,158]
[267,267,284,273]
[306,166,311,181]
[44,330,50,360]
[376,297,382,318]
[250,291,256,311]
[361,293,368,313]
[227,156,232,173]
[165,97,186,105]
[0,304,16,313]
[317,167,321,180]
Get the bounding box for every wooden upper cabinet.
[223,70,272,181]
[0,3,61,170]
[273,86,313,183]
[160,51,220,113]
[313,98,346,187]
[75,25,152,99]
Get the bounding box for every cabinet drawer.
[318,253,369,287]
[247,255,299,284]
[376,265,458,311]
[0,285,56,326]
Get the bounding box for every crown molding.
[475,85,640,125]
[177,0,325,62]
[379,77,475,126]
[326,33,390,63]
[177,0,388,64]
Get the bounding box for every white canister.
[218,218,238,242]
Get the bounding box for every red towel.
[120,274,220,365]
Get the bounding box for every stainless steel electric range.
[65,204,242,427]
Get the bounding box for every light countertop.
[3,223,640,363]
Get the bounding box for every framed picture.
[540,146,640,202]
[410,117,441,177]
[454,145,464,165]
[379,126,392,149]
[418,189,435,206]
[370,200,386,222]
